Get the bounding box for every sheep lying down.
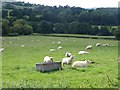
[72,60,94,68]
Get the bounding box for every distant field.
[39,34,115,39]
[2,35,118,88]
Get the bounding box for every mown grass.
[2,35,118,88]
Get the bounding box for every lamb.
[72,60,91,68]
[58,46,62,49]
[96,43,101,47]
[62,55,75,66]
[50,49,55,52]
[85,45,92,50]
[78,51,89,55]
[44,56,53,63]
[0,48,4,52]
[65,52,72,57]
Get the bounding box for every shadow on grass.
[36,68,64,74]
[70,68,86,72]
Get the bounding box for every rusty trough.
[36,62,62,72]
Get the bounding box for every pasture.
[2,35,118,88]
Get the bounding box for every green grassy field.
[2,35,118,88]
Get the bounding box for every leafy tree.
[113,26,120,40]
[2,19,9,36]
[68,22,80,34]
[98,26,111,36]
[77,23,92,34]
[38,20,51,34]
[91,26,100,35]
[4,3,14,9]
[23,24,33,35]
[11,23,23,35]
[2,10,8,18]
[54,23,66,33]
[11,19,33,35]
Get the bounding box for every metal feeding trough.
[36,62,62,72]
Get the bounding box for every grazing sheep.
[50,49,55,52]
[102,43,109,46]
[9,42,12,44]
[78,51,89,55]
[58,46,62,49]
[65,52,72,57]
[96,43,101,47]
[0,48,4,52]
[58,42,61,44]
[21,45,25,47]
[44,56,53,63]
[62,55,75,66]
[72,60,91,68]
[85,45,92,50]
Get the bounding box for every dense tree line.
[2,1,119,39]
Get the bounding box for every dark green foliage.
[9,19,33,35]
[68,22,80,34]
[38,20,52,34]
[2,19,9,36]
[54,23,67,33]
[98,26,112,36]
[113,26,120,40]
[2,10,8,18]
[91,26,100,35]
[3,3,15,9]
[68,22,92,34]
[2,2,117,36]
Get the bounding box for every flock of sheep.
[0,37,118,69]
[43,42,112,69]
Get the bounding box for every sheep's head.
[70,55,75,60]
[86,60,91,64]
[50,57,53,62]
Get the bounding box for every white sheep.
[58,46,62,49]
[50,49,55,52]
[102,43,109,46]
[85,45,92,50]
[96,43,101,47]
[0,48,4,52]
[65,52,72,57]
[78,51,89,55]
[72,60,91,68]
[44,56,53,63]
[58,41,61,44]
[62,55,75,66]
[21,45,25,47]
